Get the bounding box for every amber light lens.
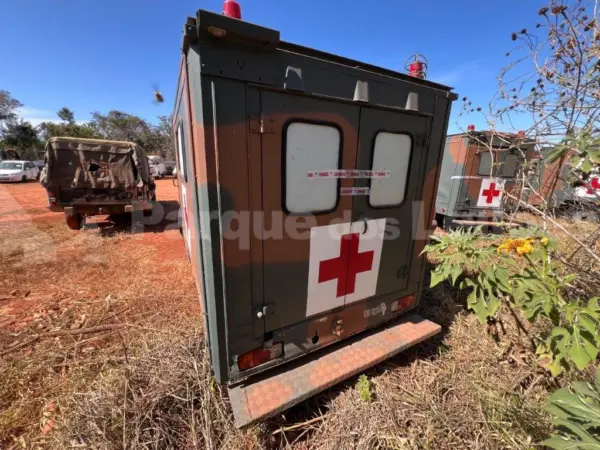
[238,343,283,371]
[391,295,415,312]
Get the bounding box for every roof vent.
[284,66,304,91]
[405,92,419,111]
[353,80,369,102]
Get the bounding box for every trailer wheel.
[435,213,444,229]
[571,210,600,223]
[65,213,84,230]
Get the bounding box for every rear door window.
[285,122,341,214]
[501,153,519,178]
[477,151,492,176]
[369,132,412,207]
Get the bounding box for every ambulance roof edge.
[182,9,457,95]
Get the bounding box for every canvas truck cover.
[40,137,151,191]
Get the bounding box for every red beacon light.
[467,124,476,133]
[405,54,428,79]
[223,0,242,19]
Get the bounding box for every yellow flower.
[516,241,534,255]
[540,237,549,246]
[497,237,536,256]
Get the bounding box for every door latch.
[256,303,275,319]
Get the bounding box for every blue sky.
[1,0,543,133]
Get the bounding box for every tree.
[461,0,600,191]
[156,115,175,160]
[38,121,99,141]
[495,2,600,141]
[57,107,75,124]
[89,110,172,156]
[38,108,99,142]
[2,120,41,157]
[90,110,152,143]
[0,90,22,124]
[457,0,600,290]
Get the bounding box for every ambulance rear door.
[257,89,360,333]
[349,107,430,299]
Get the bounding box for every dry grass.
[257,285,554,449]
[2,210,597,449]
[2,279,555,450]
[0,218,204,448]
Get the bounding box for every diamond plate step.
[228,313,440,427]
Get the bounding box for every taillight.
[47,191,57,206]
[238,342,283,371]
[391,295,415,312]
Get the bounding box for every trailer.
[173,1,456,426]
[435,129,536,229]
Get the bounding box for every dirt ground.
[0,179,566,449]
[0,179,195,333]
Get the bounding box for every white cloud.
[430,66,470,87]
[17,107,87,127]
[17,106,60,127]
[429,61,493,87]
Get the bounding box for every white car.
[0,160,39,182]
[148,156,166,178]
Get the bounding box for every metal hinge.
[396,266,410,279]
[416,132,430,148]
[249,114,275,134]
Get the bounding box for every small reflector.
[48,192,57,206]
[238,342,283,371]
[208,26,227,38]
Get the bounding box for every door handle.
[361,216,368,235]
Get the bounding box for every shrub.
[423,227,600,376]
[543,367,600,449]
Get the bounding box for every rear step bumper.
[228,313,440,427]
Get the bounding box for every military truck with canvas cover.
[173,4,456,426]
[435,130,536,229]
[41,137,155,229]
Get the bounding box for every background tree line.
[0,90,174,161]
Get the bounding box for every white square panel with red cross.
[477,178,505,208]
[306,219,387,317]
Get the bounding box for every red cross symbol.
[587,177,600,194]
[318,233,374,298]
[482,182,501,204]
